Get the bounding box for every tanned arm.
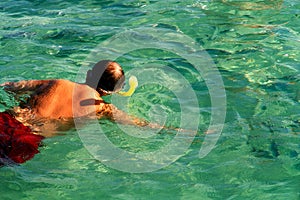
[97,103,195,134]
[97,103,166,130]
[96,103,150,126]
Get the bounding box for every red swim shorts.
[0,112,44,166]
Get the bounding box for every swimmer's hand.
[118,76,138,97]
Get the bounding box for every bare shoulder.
[47,79,80,92]
[50,79,73,87]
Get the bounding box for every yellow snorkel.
[118,76,138,96]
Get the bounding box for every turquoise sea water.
[0,0,299,199]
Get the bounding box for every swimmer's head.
[86,60,125,95]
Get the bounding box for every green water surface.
[0,0,299,199]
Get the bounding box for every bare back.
[2,79,150,136]
[25,79,103,119]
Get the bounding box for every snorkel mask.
[118,76,138,96]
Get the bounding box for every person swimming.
[1,60,147,130]
[0,60,148,165]
[0,60,191,165]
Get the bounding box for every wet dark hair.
[86,60,125,93]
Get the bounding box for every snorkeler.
[0,60,149,165]
[1,60,148,132]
